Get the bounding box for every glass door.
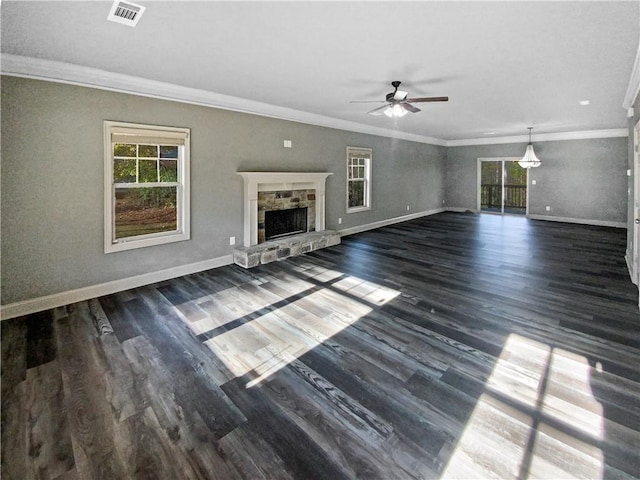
[480,159,527,215]
[480,160,504,213]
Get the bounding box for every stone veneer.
[258,189,316,243]
[233,230,341,268]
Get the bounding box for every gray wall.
[446,138,628,223]
[1,76,446,305]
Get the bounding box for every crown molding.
[623,39,640,110]
[0,54,447,146]
[1,54,629,148]
[446,128,628,147]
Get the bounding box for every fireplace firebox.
[265,207,308,240]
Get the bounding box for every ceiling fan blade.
[350,100,387,104]
[406,96,449,103]
[402,103,421,113]
[393,90,408,101]
[366,104,389,116]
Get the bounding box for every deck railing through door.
[481,184,526,211]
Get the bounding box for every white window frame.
[346,146,372,213]
[104,121,190,253]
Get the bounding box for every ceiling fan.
[351,81,448,117]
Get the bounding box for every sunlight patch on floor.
[203,272,400,388]
[440,333,604,479]
[543,349,604,439]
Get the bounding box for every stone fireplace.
[234,172,340,268]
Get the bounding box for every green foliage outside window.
[112,143,180,239]
[347,150,370,209]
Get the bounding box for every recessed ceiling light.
[579,100,590,106]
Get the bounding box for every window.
[346,147,371,212]
[104,121,190,253]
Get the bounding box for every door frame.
[477,157,529,215]
[632,120,640,289]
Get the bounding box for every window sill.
[105,231,190,253]
[347,206,371,214]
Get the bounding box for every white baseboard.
[445,207,480,214]
[0,254,234,321]
[3,210,626,320]
[527,214,626,229]
[2,208,444,320]
[626,249,638,285]
[339,208,446,237]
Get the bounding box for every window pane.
[113,158,136,183]
[139,160,158,183]
[138,145,158,157]
[358,166,365,179]
[160,145,178,158]
[159,160,178,182]
[115,187,177,239]
[114,143,136,157]
[348,180,365,208]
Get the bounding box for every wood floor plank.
[1,317,28,399]
[122,291,246,439]
[121,335,243,480]
[218,424,294,480]
[260,363,437,479]
[1,318,29,479]
[56,303,129,479]
[3,212,640,479]
[221,376,352,480]
[25,309,57,369]
[22,359,75,479]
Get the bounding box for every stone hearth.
[233,230,341,268]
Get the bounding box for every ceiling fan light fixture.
[394,104,408,117]
[356,81,448,117]
[518,127,542,169]
[384,104,408,118]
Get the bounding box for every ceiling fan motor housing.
[386,80,403,102]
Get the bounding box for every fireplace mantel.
[238,172,333,247]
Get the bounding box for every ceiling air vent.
[107,0,146,27]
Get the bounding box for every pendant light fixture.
[518,127,542,169]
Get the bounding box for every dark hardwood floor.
[2,212,640,479]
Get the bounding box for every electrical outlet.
[338,217,342,225]
[532,180,537,185]
[545,206,551,211]
[283,140,292,148]
[229,236,236,245]
[406,205,410,211]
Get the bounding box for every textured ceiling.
[2,1,639,141]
